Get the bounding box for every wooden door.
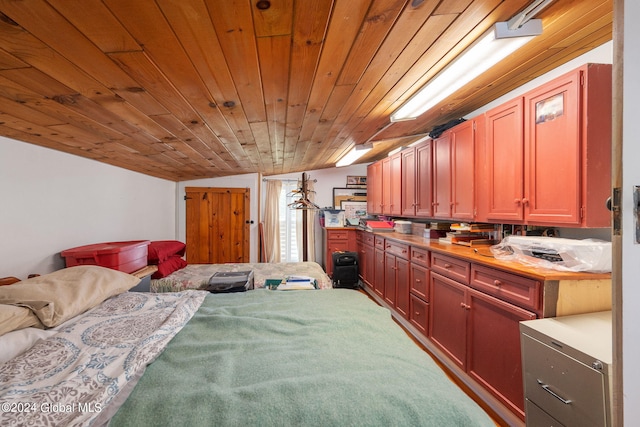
[185,187,250,264]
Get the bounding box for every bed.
[0,266,495,426]
[151,261,333,292]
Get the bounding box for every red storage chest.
[61,240,150,273]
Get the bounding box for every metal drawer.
[470,264,541,312]
[431,252,470,284]
[521,333,608,427]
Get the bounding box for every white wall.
[0,136,176,279]
[622,0,640,421]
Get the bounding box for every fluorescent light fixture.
[335,143,373,167]
[390,19,542,122]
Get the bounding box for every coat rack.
[288,172,319,261]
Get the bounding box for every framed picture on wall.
[333,187,367,209]
[346,176,367,188]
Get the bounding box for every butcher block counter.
[358,229,611,320]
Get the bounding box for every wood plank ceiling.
[0,0,612,181]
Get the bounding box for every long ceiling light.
[335,143,373,167]
[390,1,551,123]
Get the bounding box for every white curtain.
[263,180,282,263]
[296,179,316,262]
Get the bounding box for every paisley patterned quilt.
[151,261,333,292]
[0,291,206,427]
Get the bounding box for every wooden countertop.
[355,229,611,282]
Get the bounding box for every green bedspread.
[110,289,495,426]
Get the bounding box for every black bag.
[428,118,466,139]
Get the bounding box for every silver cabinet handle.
[537,379,572,405]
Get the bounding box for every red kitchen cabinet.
[523,63,611,226]
[383,240,410,318]
[323,228,356,277]
[401,140,433,217]
[357,231,375,290]
[382,153,402,216]
[429,271,468,370]
[432,118,479,221]
[484,98,525,222]
[467,288,536,419]
[367,161,382,215]
[482,63,611,227]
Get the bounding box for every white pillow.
[0,265,141,327]
[0,327,56,363]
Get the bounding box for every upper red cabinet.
[432,118,481,221]
[481,63,612,227]
[401,139,434,218]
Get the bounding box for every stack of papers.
[267,276,317,290]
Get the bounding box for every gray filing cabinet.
[520,311,612,427]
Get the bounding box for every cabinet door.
[467,288,536,419]
[389,153,402,216]
[395,257,410,319]
[382,157,392,215]
[373,248,385,297]
[415,140,433,217]
[429,271,467,370]
[367,162,383,215]
[432,133,452,218]
[524,71,581,225]
[384,252,397,306]
[364,243,375,289]
[485,99,525,222]
[401,147,416,216]
[451,120,475,220]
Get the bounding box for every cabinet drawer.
[410,264,429,300]
[409,294,429,336]
[362,232,375,246]
[385,240,409,259]
[374,235,385,249]
[470,264,541,311]
[431,252,470,284]
[327,240,351,253]
[410,247,429,267]
[521,334,608,427]
[326,229,351,240]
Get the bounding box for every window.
[279,181,299,262]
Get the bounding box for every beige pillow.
[0,304,44,335]
[0,266,141,327]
